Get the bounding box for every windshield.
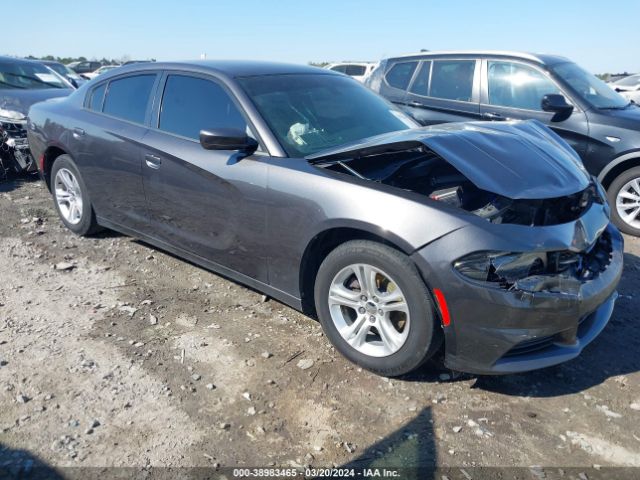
[0,60,68,90]
[614,74,640,87]
[552,62,629,109]
[238,74,416,157]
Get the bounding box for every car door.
[140,72,269,282]
[73,73,158,231]
[403,58,482,125]
[479,59,589,157]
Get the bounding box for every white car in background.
[325,62,377,82]
[611,73,640,103]
[83,65,120,80]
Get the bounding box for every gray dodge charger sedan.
[27,61,623,376]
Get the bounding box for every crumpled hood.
[307,120,591,200]
[0,88,71,119]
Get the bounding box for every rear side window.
[103,74,156,124]
[330,65,347,73]
[385,62,418,90]
[409,61,432,96]
[430,60,475,102]
[88,83,106,111]
[345,65,366,76]
[159,75,247,140]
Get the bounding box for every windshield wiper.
[3,72,63,89]
[599,102,632,110]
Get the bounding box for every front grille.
[547,230,613,282]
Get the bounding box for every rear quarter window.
[103,74,156,124]
[385,61,418,90]
[87,83,106,111]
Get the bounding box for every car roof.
[0,55,48,66]
[104,60,337,79]
[382,50,571,66]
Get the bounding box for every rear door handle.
[72,127,85,138]
[144,153,162,169]
[481,112,507,121]
[408,101,424,108]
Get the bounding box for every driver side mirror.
[199,128,258,154]
[541,94,574,122]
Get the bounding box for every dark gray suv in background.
[366,51,640,236]
[27,61,622,376]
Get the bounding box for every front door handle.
[144,153,162,169]
[72,127,85,138]
[481,112,508,121]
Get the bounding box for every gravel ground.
[0,176,639,476]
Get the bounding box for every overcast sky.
[7,0,640,73]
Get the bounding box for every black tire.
[314,240,442,377]
[607,166,640,236]
[50,155,101,236]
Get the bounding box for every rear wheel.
[607,166,640,236]
[314,240,442,377]
[51,155,100,236]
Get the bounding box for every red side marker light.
[433,288,451,327]
[38,154,45,171]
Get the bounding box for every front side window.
[430,60,475,102]
[103,74,156,124]
[409,61,432,96]
[238,74,416,157]
[159,75,247,140]
[330,65,347,73]
[385,62,418,90]
[488,61,560,111]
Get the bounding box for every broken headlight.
[454,251,545,285]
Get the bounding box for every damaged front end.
[309,120,624,374]
[0,113,34,179]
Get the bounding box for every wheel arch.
[41,144,70,190]
[298,224,415,316]
[598,150,640,189]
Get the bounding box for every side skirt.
[96,216,303,311]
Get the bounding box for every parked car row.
[25,59,623,377]
[611,73,640,104]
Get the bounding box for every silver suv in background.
[366,51,640,236]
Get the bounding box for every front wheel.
[607,166,640,236]
[314,240,442,377]
[50,155,101,236]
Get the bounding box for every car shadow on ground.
[0,443,63,479]
[340,407,437,473]
[0,173,40,193]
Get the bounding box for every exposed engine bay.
[320,147,602,227]
[0,119,34,179]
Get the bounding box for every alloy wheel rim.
[616,177,640,229]
[54,168,83,225]
[328,263,410,358]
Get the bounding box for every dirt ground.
[1,176,639,477]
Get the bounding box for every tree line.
[24,55,155,65]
